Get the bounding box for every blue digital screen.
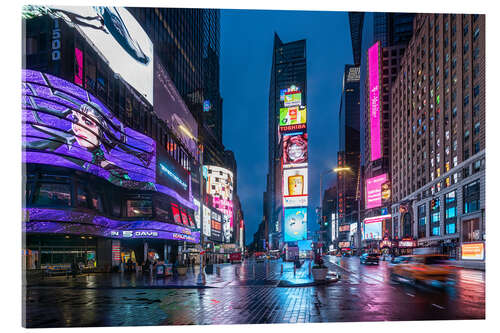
[284,208,307,242]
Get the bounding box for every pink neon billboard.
[365,173,388,209]
[368,42,381,161]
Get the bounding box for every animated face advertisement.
[284,208,307,242]
[22,70,156,191]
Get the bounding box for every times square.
[20,3,486,328]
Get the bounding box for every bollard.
[294,264,296,276]
[253,264,255,279]
[216,265,221,276]
[309,261,311,277]
[281,264,283,274]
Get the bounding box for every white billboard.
[204,165,234,226]
[48,6,154,104]
[193,198,201,229]
[283,167,308,207]
[203,205,211,237]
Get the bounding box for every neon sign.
[159,163,187,190]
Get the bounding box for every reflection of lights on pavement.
[210,299,220,304]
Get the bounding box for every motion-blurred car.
[360,253,379,265]
[255,255,266,262]
[389,254,455,286]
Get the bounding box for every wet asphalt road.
[23,256,485,327]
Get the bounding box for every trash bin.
[205,264,214,274]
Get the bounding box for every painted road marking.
[406,293,415,297]
[432,303,445,309]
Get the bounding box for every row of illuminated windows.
[414,179,479,238]
[24,168,195,226]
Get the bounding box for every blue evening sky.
[220,9,352,244]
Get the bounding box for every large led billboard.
[193,198,201,229]
[283,133,308,168]
[22,70,156,190]
[203,206,211,237]
[204,166,234,226]
[283,168,308,207]
[279,106,307,132]
[368,42,381,161]
[222,214,231,243]
[461,243,485,260]
[365,173,388,209]
[24,208,200,243]
[156,148,190,200]
[154,54,198,160]
[284,208,307,242]
[363,215,391,240]
[280,85,300,102]
[38,6,154,105]
[363,220,382,240]
[210,211,222,242]
[284,91,302,107]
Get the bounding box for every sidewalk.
[25,260,341,289]
[452,260,485,271]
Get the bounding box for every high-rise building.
[321,185,338,245]
[356,12,415,167]
[128,8,225,165]
[354,12,415,250]
[265,33,307,250]
[337,65,360,248]
[391,14,485,260]
[348,12,364,66]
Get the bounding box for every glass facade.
[418,204,426,238]
[430,198,441,236]
[445,191,457,234]
[463,179,480,213]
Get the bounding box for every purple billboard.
[23,69,156,189]
[23,208,200,243]
[368,42,382,161]
[22,69,196,210]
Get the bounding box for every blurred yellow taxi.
[389,254,455,285]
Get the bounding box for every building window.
[76,182,89,208]
[462,218,481,242]
[445,191,457,234]
[473,160,481,173]
[430,198,441,236]
[473,27,480,41]
[126,198,153,217]
[473,85,480,97]
[418,204,426,238]
[32,183,71,207]
[463,179,480,214]
[474,142,480,154]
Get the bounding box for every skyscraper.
[337,65,360,248]
[353,12,415,250]
[265,33,307,249]
[128,8,225,165]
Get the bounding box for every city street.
[24,256,484,327]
